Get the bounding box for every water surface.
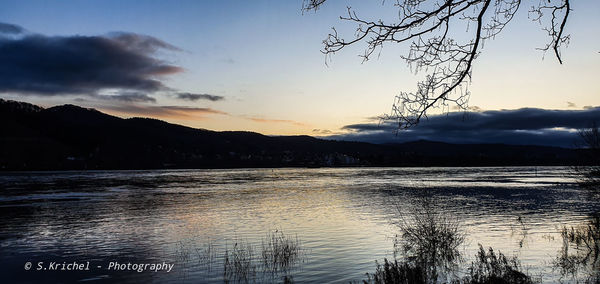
[0,167,597,283]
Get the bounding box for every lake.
[1,167,598,283]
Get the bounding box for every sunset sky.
[1,0,599,146]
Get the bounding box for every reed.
[554,214,600,283]
[261,229,303,273]
[223,240,256,283]
[463,245,538,284]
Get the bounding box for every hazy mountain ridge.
[0,99,579,170]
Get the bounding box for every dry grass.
[555,214,600,283]
[393,195,465,282]
[363,258,425,284]
[219,229,304,283]
[223,240,256,283]
[261,229,303,274]
[463,245,538,284]
[363,245,539,284]
[196,238,218,272]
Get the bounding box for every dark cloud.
[342,123,389,131]
[329,107,600,148]
[0,27,182,96]
[0,22,25,34]
[176,92,224,102]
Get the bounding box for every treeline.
[0,99,583,171]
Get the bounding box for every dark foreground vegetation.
[0,99,583,170]
[360,195,539,284]
[364,245,538,284]
[554,214,600,284]
[360,193,599,284]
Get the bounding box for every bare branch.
[307,0,571,128]
[529,0,571,64]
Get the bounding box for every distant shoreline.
[1,99,590,171]
[0,165,579,173]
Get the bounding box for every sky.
[0,0,599,147]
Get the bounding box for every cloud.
[96,92,157,103]
[329,107,600,147]
[451,105,482,112]
[0,22,25,34]
[156,106,228,117]
[0,25,182,96]
[312,129,333,135]
[176,92,224,102]
[342,123,389,132]
[567,101,577,108]
[247,117,307,127]
[104,104,228,119]
[221,57,235,64]
[109,32,180,53]
[0,23,234,120]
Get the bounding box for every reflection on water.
[0,167,599,283]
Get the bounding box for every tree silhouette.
[304,0,571,128]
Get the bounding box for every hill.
[0,99,579,170]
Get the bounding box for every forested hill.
[0,99,579,170]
